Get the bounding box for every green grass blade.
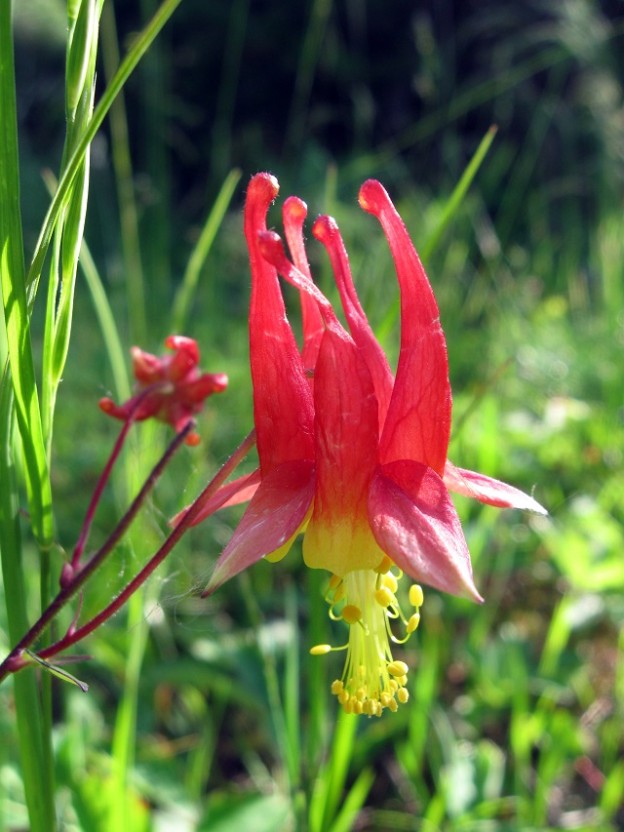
[309,710,359,832]
[421,124,498,262]
[172,168,242,333]
[0,385,55,832]
[0,0,52,549]
[79,238,131,401]
[100,1,147,344]
[109,589,151,832]
[42,0,99,449]
[376,124,497,345]
[26,0,185,302]
[328,767,374,832]
[284,0,333,154]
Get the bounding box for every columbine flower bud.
[100,335,227,445]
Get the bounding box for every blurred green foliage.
[2,0,623,829]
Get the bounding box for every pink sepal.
[369,460,483,602]
[444,461,547,515]
[203,460,315,595]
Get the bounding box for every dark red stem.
[0,421,194,682]
[69,385,165,575]
[38,429,256,661]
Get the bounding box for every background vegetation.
[1,0,623,829]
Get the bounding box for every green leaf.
[199,792,291,832]
[0,0,53,548]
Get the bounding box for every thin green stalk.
[0,2,56,827]
[172,167,242,332]
[0,385,55,832]
[0,0,53,551]
[139,0,172,311]
[210,0,249,179]
[343,44,570,182]
[240,570,294,793]
[284,0,333,155]
[109,588,151,832]
[41,0,101,453]
[421,125,498,262]
[78,237,131,401]
[100,1,147,344]
[38,6,101,776]
[284,582,301,794]
[309,709,359,832]
[26,0,186,301]
[376,124,497,344]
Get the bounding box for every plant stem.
[0,428,256,680]
[38,430,256,661]
[0,420,193,682]
[69,386,163,573]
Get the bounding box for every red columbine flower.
[99,335,228,445]
[189,173,545,716]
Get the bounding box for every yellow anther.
[387,660,409,677]
[387,697,398,712]
[406,612,421,633]
[331,680,343,695]
[381,573,398,593]
[409,584,424,608]
[380,692,392,708]
[341,604,362,625]
[375,586,395,608]
[310,644,333,656]
[397,687,409,704]
[353,699,363,715]
[396,675,408,686]
[338,688,349,705]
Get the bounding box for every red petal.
[369,460,483,602]
[171,469,262,528]
[258,230,337,325]
[203,460,315,594]
[444,461,547,514]
[245,174,314,473]
[303,324,383,573]
[131,347,163,384]
[359,180,451,475]
[282,196,325,370]
[165,336,200,381]
[182,373,228,403]
[312,215,394,428]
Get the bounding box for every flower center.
[310,559,424,716]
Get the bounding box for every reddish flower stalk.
[64,386,166,586]
[36,430,256,665]
[0,422,194,681]
[0,336,229,683]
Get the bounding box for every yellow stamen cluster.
[310,561,424,716]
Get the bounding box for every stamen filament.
[310,565,424,716]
